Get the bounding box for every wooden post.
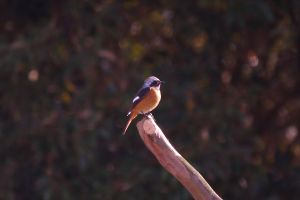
[136,117,222,200]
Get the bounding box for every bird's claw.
[141,112,155,121]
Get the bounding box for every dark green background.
[1,0,300,199]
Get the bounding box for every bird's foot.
[141,112,155,121]
[146,112,155,121]
[141,111,150,119]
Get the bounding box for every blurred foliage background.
[0,0,300,199]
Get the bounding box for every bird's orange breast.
[132,87,161,114]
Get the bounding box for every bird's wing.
[127,87,150,115]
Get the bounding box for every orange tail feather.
[122,112,138,135]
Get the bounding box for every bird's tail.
[122,112,138,135]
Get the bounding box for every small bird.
[122,76,164,135]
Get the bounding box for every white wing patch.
[132,96,140,103]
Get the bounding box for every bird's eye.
[150,80,159,87]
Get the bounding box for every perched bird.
[122,76,164,135]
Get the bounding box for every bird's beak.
[160,81,165,84]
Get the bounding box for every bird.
[122,76,164,135]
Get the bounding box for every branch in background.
[136,117,222,200]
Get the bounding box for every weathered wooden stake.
[136,117,222,200]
